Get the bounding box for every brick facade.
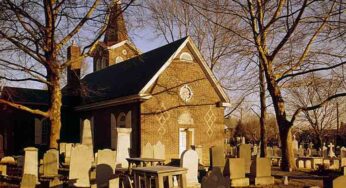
[140,46,225,164]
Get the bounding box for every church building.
[0,1,230,164]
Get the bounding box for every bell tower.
[92,0,139,72]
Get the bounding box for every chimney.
[66,41,82,95]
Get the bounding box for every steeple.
[104,0,128,46]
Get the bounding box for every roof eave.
[75,94,152,111]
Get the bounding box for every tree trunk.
[279,123,296,171]
[49,74,62,149]
[259,59,267,157]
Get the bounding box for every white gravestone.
[116,128,132,168]
[328,143,336,158]
[96,149,117,188]
[23,147,38,182]
[238,144,251,173]
[69,144,94,187]
[181,149,200,187]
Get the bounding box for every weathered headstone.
[153,141,165,160]
[298,145,305,157]
[227,158,249,187]
[341,158,346,167]
[23,147,38,182]
[181,149,200,187]
[81,119,93,150]
[330,159,340,170]
[292,135,299,156]
[323,159,331,169]
[333,167,346,188]
[141,142,154,158]
[116,128,131,168]
[322,143,328,158]
[266,147,273,158]
[298,160,304,169]
[59,142,66,155]
[250,158,274,185]
[306,148,312,157]
[69,144,94,187]
[238,144,251,173]
[43,149,59,177]
[49,177,63,188]
[340,147,346,158]
[20,174,37,188]
[210,145,225,171]
[96,149,117,188]
[201,167,229,188]
[305,160,312,169]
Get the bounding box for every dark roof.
[0,86,78,106]
[81,37,187,103]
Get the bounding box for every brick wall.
[140,46,225,165]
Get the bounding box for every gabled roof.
[81,37,188,103]
[81,36,230,105]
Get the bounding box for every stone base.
[230,178,249,187]
[255,176,275,185]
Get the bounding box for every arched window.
[179,52,193,62]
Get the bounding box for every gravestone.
[298,145,305,157]
[298,160,304,169]
[153,141,165,160]
[210,145,225,171]
[96,149,117,188]
[330,159,340,170]
[141,142,154,158]
[340,147,346,158]
[250,158,274,185]
[241,137,246,144]
[238,144,251,173]
[328,143,336,158]
[0,156,16,165]
[23,147,38,182]
[20,174,36,188]
[292,135,299,156]
[306,148,312,157]
[323,159,331,169]
[305,160,312,169]
[81,119,93,150]
[49,177,63,188]
[333,167,346,188]
[43,149,59,177]
[312,158,323,169]
[341,158,346,167]
[322,143,328,158]
[116,128,131,168]
[69,144,94,187]
[227,158,249,187]
[201,167,229,188]
[181,149,200,187]
[64,143,73,165]
[266,147,273,158]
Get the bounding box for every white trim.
[139,36,230,103]
[139,38,189,94]
[217,102,232,107]
[186,38,230,103]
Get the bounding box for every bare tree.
[181,0,346,170]
[0,0,134,149]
